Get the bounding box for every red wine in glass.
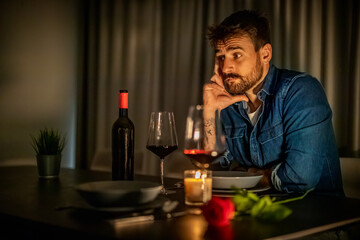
[184,149,224,169]
[146,145,178,159]
[146,112,178,194]
[184,105,226,169]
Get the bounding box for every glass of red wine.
[146,112,178,194]
[184,105,226,169]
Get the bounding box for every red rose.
[201,196,235,227]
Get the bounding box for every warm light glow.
[196,105,203,110]
[184,170,212,206]
[194,128,200,140]
[185,117,194,139]
[211,151,218,157]
[175,215,207,240]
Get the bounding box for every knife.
[110,201,186,226]
[110,210,187,226]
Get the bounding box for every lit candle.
[184,170,212,206]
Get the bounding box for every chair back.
[340,157,360,199]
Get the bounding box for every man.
[204,10,343,195]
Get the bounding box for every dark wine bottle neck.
[119,108,128,117]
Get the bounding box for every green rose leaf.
[231,187,313,222]
[233,194,255,213]
[250,195,272,217]
[256,204,293,221]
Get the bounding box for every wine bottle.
[112,90,135,180]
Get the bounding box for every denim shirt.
[219,65,343,195]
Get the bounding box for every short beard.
[223,55,263,95]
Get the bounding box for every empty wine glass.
[146,112,178,194]
[184,105,226,169]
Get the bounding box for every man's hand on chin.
[203,83,248,111]
[203,63,248,111]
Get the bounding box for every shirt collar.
[257,64,276,101]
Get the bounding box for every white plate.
[74,180,162,207]
[212,171,263,189]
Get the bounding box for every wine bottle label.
[120,92,128,109]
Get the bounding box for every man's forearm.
[203,107,216,151]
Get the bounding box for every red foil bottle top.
[119,91,128,109]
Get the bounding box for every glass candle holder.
[184,170,212,206]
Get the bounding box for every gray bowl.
[75,181,162,207]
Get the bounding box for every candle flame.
[194,128,200,140]
[194,170,207,179]
[195,171,201,179]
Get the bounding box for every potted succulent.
[31,128,65,178]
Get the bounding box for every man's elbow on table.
[272,165,320,193]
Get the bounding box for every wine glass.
[146,112,178,194]
[184,105,226,169]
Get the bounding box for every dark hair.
[208,10,271,51]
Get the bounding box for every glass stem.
[160,158,165,193]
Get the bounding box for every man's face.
[215,35,264,95]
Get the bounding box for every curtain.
[77,0,360,176]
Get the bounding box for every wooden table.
[0,166,359,240]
